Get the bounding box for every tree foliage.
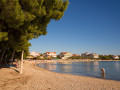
[0,0,69,62]
[99,55,113,60]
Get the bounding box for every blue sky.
[29,0,120,55]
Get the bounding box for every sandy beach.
[0,60,120,90]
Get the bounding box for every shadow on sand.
[0,63,19,73]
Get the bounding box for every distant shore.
[0,60,120,90]
[33,59,120,64]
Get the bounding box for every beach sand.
[0,61,120,90]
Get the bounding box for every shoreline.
[33,59,120,64]
[36,64,120,82]
[35,60,120,81]
[0,61,120,90]
[34,60,120,82]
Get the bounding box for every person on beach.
[35,60,37,66]
[100,68,105,79]
[18,61,20,68]
[15,62,18,68]
[9,63,12,69]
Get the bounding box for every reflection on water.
[37,61,120,81]
[38,62,57,70]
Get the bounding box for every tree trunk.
[20,50,24,74]
[0,49,6,63]
[10,50,15,63]
[5,54,8,64]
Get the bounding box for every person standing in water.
[100,68,105,79]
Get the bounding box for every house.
[81,52,90,57]
[59,52,72,59]
[72,54,80,57]
[30,51,41,57]
[89,53,99,58]
[112,55,119,60]
[81,52,99,59]
[44,52,57,58]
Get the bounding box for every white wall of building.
[30,51,40,57]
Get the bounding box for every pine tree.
[0,0,69,73]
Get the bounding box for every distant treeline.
[68,55,120,60]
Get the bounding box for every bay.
[37,61,120,81]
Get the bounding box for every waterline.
[37,61,120,81]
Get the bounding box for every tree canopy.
[0,0,69,62]
[0,0,69,39]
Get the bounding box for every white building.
[89,53,99,58]
[45,52,57,57]
[59,52,72,59]
[81,52,90,57]
[81,52,99,59]
[112,55,119,60]
[30,51,41,57]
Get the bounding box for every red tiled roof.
[46,52,50,53]
[46,52,56,54]
[72,54,80,56]
[53,52,56,54]
[61,52,67,54]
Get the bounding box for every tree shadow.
[0,63,10,69]
[11,68,19,73]
[0,63,19,73]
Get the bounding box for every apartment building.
[81,52,99,58]
[59,52,72,59]
[44,52,57,57]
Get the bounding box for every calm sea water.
[37,61,120,81]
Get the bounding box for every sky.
[29,0,120,55]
